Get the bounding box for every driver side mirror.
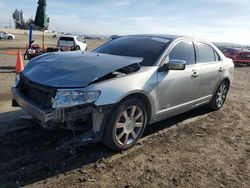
[159,59,186,71]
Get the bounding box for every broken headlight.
[52,89,101,109]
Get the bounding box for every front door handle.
[218,67,224,72]
[192,70,199,78]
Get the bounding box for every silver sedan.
[12,35,234,151]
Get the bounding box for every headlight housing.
[52,89,101,109]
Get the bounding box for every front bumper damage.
[12,87,113,150]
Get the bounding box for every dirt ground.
[0,31,249,188]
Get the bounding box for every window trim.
[195,41,222,64]
[163,39,197,67]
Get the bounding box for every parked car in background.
[222,48,239,61]
[236,51,250,65]
[0,31,15,40]
[57,36,87,51]
[223,48,250,66]
[12,35,234,151]
[25,44,43,60]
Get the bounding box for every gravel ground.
[0,31,249,188]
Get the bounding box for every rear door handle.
[218,67,224,72]
[192,70,199,78]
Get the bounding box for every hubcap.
[115,106,144,145]
[216,83,227,108]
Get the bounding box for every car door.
[194,41,224,103]
[156,40,200,118]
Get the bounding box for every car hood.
[23,51,143,88]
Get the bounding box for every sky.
[0,0,250,44]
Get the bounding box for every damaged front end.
[12,51,143,150]
[12,73,113,147]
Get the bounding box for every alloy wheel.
[216,83,227,108]
[115,105,144,145]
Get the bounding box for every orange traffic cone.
[16,50,24,73]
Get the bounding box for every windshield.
[94,36,170,66]
[58,37,75,47]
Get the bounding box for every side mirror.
[83,40,86,43]
[159,59,186,71]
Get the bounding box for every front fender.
[85,66,158,118]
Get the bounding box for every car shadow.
[0,106,212,187]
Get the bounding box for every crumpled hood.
[23,51,143,88]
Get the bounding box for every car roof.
[127,34,183,40]
[121,34,216,45]
[60,35,78,38]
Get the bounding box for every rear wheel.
[208,80,229,110]
[75,45,80,50]
[103,97,147,151]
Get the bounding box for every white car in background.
[0,31,15,40]
[57,36,87,51]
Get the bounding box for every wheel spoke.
[217,98,222,106]
[131,130,137,139]
[117,131,125,140]
[221,84,225,91]
[216,97,221,105]
[135,122,143,127]
[116,123,125,129]
[135,111,142,120]
[124,133,129,144]
[122,110,129,121]
[130,106,136,117]
[222,87,227,94]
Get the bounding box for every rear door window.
[169,41,196,65]
[196,42,216,63]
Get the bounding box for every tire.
[8,36,13,40]
[103,97,147,151]
[75,45,80,50]
[208,80,229,110]
[248,63,250,67]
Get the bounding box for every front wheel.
[103,97,147,151]
[8,36,13,40]
[208,80,229,110]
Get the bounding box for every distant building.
[12,9,49,30]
